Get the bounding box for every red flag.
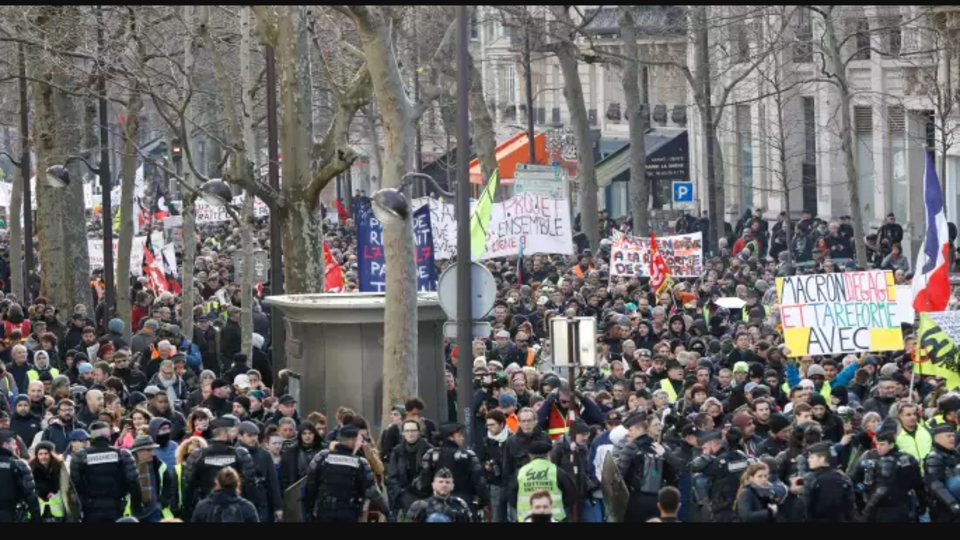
[144,246,168,294]
[649,232,672,296]
[324,242,344,292]
[335,198,349,225]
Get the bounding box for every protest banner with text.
[776,270,903,356]
[610,230,703,278]
[89,236,148,277]
[356,199,437,293]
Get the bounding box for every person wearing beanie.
[223,353,251,385]
[237,420,283,523]
[70,421,141,522]
[757,413,792,458]
[809,394,843,444]
[852,415,926,522]
[784,357,860,406]
[233,396,252,421]
[106,318,128,350]
[147,418,179,472]
[923,422,960,522]
[11,394,41,448]
[498,393,519,433]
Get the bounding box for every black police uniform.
[182,440,261,520]
[302,442,388,523]
[239,441,283,523]
[417,439,489,509]
[924,441,960,522]
[853,447,926,522]
[801,464,856,521]
[691,447,753,522]
[70,439,140,523]
[617,434,666,523]
[0,438,40,523]
[406,494,473,523]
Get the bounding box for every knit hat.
[732,413,754,429]
[77,363,93,375]
[234,396,251,413]
[108,318,124,333]
[733,362,749,374]
[248,390,265,402]
[810,394,828,408]
[806,364,825,378]
[14,394,28,405]
[880,363,900,378]
[499,394,518,409]
[768,413,790,435]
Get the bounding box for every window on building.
[882,16,901,57]
[552,107,561,124]
[737,105,753,211]
[854,105,875,217]
[734,22,750,63]
[853,18,871,61]
[889,106,907,221]
[794,9,814,63]
[536,107,546,125]
[504,65,516,106]
[802,97,817,213]
[470,14,479,41]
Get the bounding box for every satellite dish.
[437,262,498,320]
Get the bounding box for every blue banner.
[356,199,437,292]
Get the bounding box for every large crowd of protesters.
[0,196,958,523]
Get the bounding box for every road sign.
[443,321,493,340]
[549,317,598,368]
[673,181,694,203]
[515,163,564,199]
[437,262,498,320]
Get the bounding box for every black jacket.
[279,424,324,492]
[502,426,552,497]
[41,419,87,455]
[386,438,432,511]
[239,442,283,515]
[11,411,42,447]
[737,483,778,522]
[219,320,242,366]
[191,490,260,523]
[379,417,437,461]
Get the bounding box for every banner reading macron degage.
[776,270,903,356]
[356,199,437,293]
[610,230,704,278]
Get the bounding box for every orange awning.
[469,132,547,184]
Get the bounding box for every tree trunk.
[350,5,420,427]
[31,10,92,315]
[619,6,650,236]
[274,5,325,294]
[553,23,599,251]
[9,155,23,302]
[240,6,255,359]
[821,7,867,268]
[181,5,197,341]
[467,61,498,186]
[116,92,142,338]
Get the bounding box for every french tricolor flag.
[911,151,951,313]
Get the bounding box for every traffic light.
[171,138,182,162]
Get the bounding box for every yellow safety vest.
[782,380,832,402]
[897,427,933,470]
[516,458,566,523]
[37,493,65,519]
[660,378,679,403]
[124,462,175,519]
[742,305,770,322]
[28,368,60,383]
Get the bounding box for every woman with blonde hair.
[735,462,778,522]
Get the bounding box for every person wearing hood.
[387,418,433,518]
[223,353,251,385]
[149,418,179,472]
[147,390,187,443]
[27,350,58,384]
[810,394,843,444]
[632,320,658,353]
[666,314,691,346]
[190,467,259,523]
[279,421,323,493]
[237,421,283,523]
[250,334,272,389]
[201,379,234,418]
[11,395,41,447]
[106,319,128,350]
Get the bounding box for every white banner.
[413,197,458,261]
[194,194,269,224]
[610,231,704,278]
[88,236,148,277]
[161,243,178,278]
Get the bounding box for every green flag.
[469,170,498,261]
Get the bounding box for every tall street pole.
[524,26,535,164]
[265,44,286,372]
[18,44,33,303]
[97,5,114,325]
[456,5,474,447]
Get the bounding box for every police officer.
[69,421,140,523]
[801,441,856,522]
[691,427,754,522]
[406,469,473,523]
[0,429,40,522]
[617,412,667,523]
[923,422,960,522]
[182,416,261,520]
[303,424,389,523]
[853,418,927,522]
[416,423,489,511]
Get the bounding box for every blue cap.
[69,430,90,442]
[78,363,93,375]
[108,318,124,333]
[499,394,518,409]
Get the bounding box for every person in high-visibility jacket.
[29,441,70,522]
[658,360,685,404]
[895,402,933,468]
[537,386,604,442]
[125,435,178,522]
[783,359,859,404]
[513,440,575,522]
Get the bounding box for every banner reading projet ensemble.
[355,198,437,293]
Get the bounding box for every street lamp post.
[456,5,473,447]
[18,44,33,303]
[265,44,285,370]
[97,5,114,327]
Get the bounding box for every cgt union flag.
[649,232,672,296]
[911,151,951,313]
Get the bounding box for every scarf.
[136,456,155,506]
[488,427,510,444]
